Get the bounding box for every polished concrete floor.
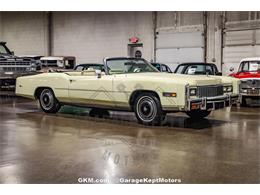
[0,96,260,184]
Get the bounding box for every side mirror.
[229,67,234,72]
[10,51,14,55]
[95,69,102,78]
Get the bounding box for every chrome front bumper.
[187,94,239,111]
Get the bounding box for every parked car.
[0,41,37,90]
[151,63,172,73]
[174,63,222,76]
[16,57,239,125]
[229,57,260,106]
[18,55,43,70]
[74,63,105,72]
[40,56,76,72]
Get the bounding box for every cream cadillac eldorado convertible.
[16,57,240,125]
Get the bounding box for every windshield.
[176,64,215,75]
[239,61,260,72]
[0,44,11,55]
[106,58,159,74]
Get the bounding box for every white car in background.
[40,56,76,72]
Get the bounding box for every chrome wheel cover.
[136,96,157,122]
[40,89,54,111]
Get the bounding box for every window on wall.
[179,12,204,26]
[226,12,258,22]
[157,11,204,28]
[157,12,176,28]
[226,12,249,21]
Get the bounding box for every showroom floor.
[0,96,259,184]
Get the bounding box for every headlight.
[240,89,247,93]
[223,85,233,93]
[26,66,36,71]
[189,88,197,96]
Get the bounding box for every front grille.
[197,85,223,98]
[41,60,58,66]
[241,79,260,89]
[0,61,31,66]
[2,67,27,72]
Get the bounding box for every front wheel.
[39,88,61,113]
[134,93,165,125]
[185,110,211,119]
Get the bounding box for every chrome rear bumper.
[187,94,239,111]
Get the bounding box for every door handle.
[69,79,76,83]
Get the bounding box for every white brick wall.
[52,12,154,64]
[1,12,48,56]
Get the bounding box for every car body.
[74,63,105,72]
[0,42,37,90]
[151,63,172,73]
[229,57,260,106]
[174,63,222,76]
[18,55,43,70]
[40,56,76,72]
[16,57,240,125]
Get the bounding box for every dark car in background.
[0,41,37,91]
[151,63,172,73]
[74,63,105,72]
[18,55,43,70]
[174,63,222,76]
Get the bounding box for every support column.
[47,12,53,56]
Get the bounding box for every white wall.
[0,11,259,69]
[52,12,154,64]
[0,12,48,55]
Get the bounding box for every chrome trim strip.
[55,87,131,93]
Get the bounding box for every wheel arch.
[129,90,161,110]
[34,87,56,99]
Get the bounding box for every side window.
[166,66,172,73]
[175,66,185,73]
[205,65,214,75]
[214,66,218,74]
[240,62,249,72]
[161,65,167,72]
[76,66,84,71]
[153,64,161,71]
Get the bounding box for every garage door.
[155,31,205,71]
[223,29,260,75]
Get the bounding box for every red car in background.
[229,57,260,106]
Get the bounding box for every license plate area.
[247,89,259,94]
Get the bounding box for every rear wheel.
[39,88,61,113]
[186,110,211,119]
[134,93,165,125]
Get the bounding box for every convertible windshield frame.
[103,57,159,75]
[0,42,12,55]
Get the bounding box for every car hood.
[230,71,260,79]
[0,54,32,61]
[123,72,225,86]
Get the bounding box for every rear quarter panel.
[15,73,70,101]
